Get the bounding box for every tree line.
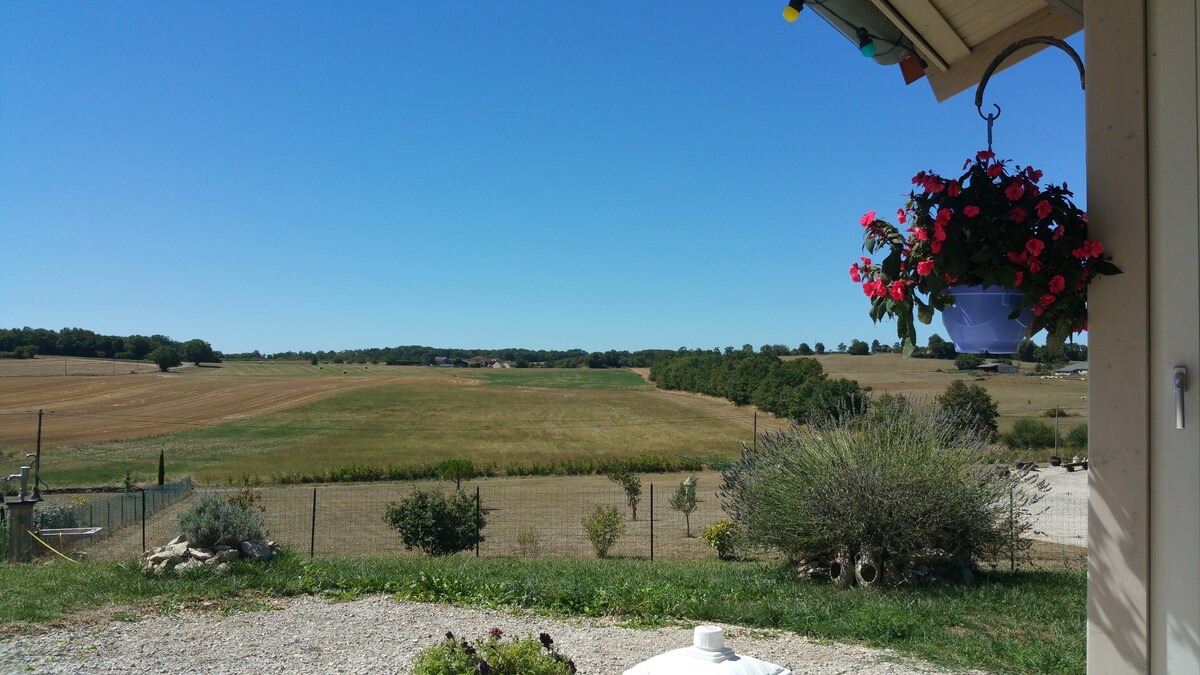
[649,350,867,421]
[0,327,214,366]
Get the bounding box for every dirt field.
[0,371,430,452]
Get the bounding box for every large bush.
[938,380,999,439]
[177,492,267,548]
[383,488,484,556]
[1065,423,1088,450]
[719,397,1043,576]
[1002,419,1057,450]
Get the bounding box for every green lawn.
[0,556,1085,674]
[459,368,651,390]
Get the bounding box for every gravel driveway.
[0,596,978,674]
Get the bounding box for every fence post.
[475,485,481,558]
[1009,482,1016,573]
[310,488,317,558]
[141,490,146,553]
[649,483,654,562]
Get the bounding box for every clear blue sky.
[0,3,1086,355]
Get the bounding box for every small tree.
[669,476,698,536]
[607,469,642,521]
[181,339,217,366]
[383,488,484,556]
[814,342,826,355]
[157,450,165,486]
[847,339,870,356]
[582,504,624,558]
[147,346,182,372]
[435,458,481,491]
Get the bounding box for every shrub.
[413,629,576,675]
[224,488,265,513]
[954,353,984,371]
[1065,424,1088,450]
[938,380,999,439]
[177,492,267,548]
[719,396,1043,576]
[1003,419,1057,450]
[607,469,641,521]
[581,504,624,558]
[383,488,484,556]
[34,502,82,530]
[514,526,543,558]
[702,519,738,560]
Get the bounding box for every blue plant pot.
[940,285,1033,354]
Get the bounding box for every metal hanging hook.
[973,36,1085,153]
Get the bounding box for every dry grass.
[803,353,1088,434]
[0,356,160,377]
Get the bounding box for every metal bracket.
[974,36,1085,152]
[1175,366,1188,430]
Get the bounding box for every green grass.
[0,555,1085,673]
[459,368,651,390]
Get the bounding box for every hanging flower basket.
[850,151,1121,354]
[939,285,1032,354]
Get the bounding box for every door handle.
[1175,367,1188,430]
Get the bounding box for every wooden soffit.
[865,0,1084,101]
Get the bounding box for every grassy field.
[15,366,758,487]
[0,356,160,377]
[806,353,1089,435]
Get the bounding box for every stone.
[239,540,275,561]
[214,545,232,552]
[203,556,219,566]
[146,549,176,564]
[174,558,203,574]
[215,549,241,564]
[167,535,187,547]
[168,542,188,557]
[188,548,214,561]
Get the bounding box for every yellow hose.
[29,531,81,564]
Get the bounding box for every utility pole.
[1053,405,1060,455]
[32,410,43,501]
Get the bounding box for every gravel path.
[0,596,978,674]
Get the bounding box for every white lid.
[622,626,793,675]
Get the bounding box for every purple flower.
[488,627,503,639]
[539,632,554,649]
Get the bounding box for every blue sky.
[0,3,1086,355]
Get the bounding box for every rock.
[168,542,188,557]
[188,548,214,561]
[214,545,232,552]
[175,558,203,574]
[146,549,177,564]
[166,535,187,547]
[831,549,854,590]
[203,556,219,566]
[215,549,241,564]
[239,540,275,562]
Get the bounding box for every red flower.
[946,180,962,197]
[987,164,1004,178]
[861,256,872,266]
[1007,251,1027,265]
[1005,181,1025,201]
[931,240,943,254]
[889,280,907,301]
[911,170,928,186]
[1039,293,1057,307]
[1014,271,1024,287]
[933,223,947,242]
[1072,240,1104,259]
[849,263,862,283]
[863,280,887,298]
[1009,206,1027,223]
[963,205,981,218]
[935,209,952,227]
[924,178,945,194]
[1028,257,1044,273]
[917,260,934,276]
[911,226,928,241]
[1049,275,1066,294]
[1024,166,1043,182]
[1025,239,1045,257]
[860,211,877,227]
[897,208,907,224]
[1035,200,1052,218]
[977,150,995,161]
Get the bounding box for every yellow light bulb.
[783,5,800,22]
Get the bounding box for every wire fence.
[67,470,1086,569]
[26,478,194,553]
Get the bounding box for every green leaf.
[916,301,934,325]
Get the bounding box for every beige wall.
[1087,0,1151,672]
[1089,0,1200,672]
[1147,0,1200,672]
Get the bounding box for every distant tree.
[182,339,217,366]
[435,458,481,491]
[796,343,814,356]
[157,450,165,486]
[814,342,826,355]
[847,340,870,356]
[1016,339,1038,362]
[870,339,882,353]
[147,346,182,372]
[954,353,984,370]
[939,380,999,439]
[669,476,699,537]
[310,356,319,366]
[926,334,957,359]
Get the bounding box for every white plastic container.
[622,625,793,675]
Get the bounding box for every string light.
[856,27,877,58]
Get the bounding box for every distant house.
[468,355,487,367]
[1054,362,1089,377]
[978,362,1019,374]
[489,360,516,369]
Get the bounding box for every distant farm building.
[1054,362,1089,377]
[978,362,1019,374]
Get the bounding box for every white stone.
[239,540,275,561]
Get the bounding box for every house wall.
[1147,0,1200,671]
[1086,0,1152,672]
[1088,0,1200,672]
